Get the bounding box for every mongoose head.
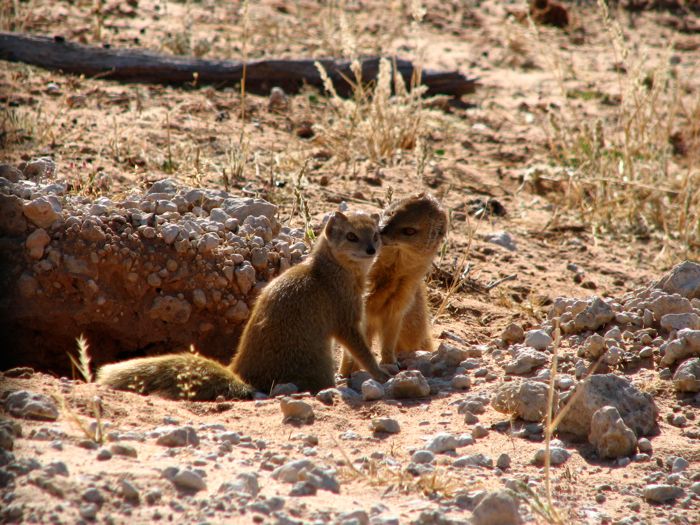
[379,193,447,255]
[324,211,381,269]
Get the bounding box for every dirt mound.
[0,166,305,375]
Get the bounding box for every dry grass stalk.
[68,334,93,384]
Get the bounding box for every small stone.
[588,405,637,459]
[220,472,259,497]
[463,411,479,424]
[451,374,471,389]
[671,457,689,473]
[23,197,61,228]
[484,231,517,252]
[79,503,98,520]
[120,479,140,503]
[82,487,105,505]
[411,450,435,464]
[4,390,58,420]
[524,330,552,350]
[172,469,206,491]
[497,453,511,470]
[425,433,458,453]
[637,437,653,454]
[96,448,112,461]
[472,424,488,438]
[25,228,50,259]
[504,348,547,375]
[672,358,700,392]
[501,323,525,344]
[371,418,400,434]
[661,312,700,331]
[643,484,684,503]
[110,444,138,458]
[156,426,199,447]
[471,489,522,525]
[361,379,384,401]
[583,333,606,359]
[453,453,493,469]
[492,380,556,422]
[290,480,317,496]
[280,397,314,423]
[533,447,570,466]
[385,370,430,399]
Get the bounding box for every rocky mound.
[0,160,306,374]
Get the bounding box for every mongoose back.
[97,211,390,399]
[339,194,447,376]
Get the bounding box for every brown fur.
[339,194,447,376]
[97,211,389,400]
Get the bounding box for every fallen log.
[0,31,477,97]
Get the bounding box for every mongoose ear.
[325,211,347,235]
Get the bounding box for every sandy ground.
[1,0,700,523]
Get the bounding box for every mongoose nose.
[366,246,376,255]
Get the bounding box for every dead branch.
[0,31,478,97]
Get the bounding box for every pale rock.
[672,358,700,392]
[643,484,684,503]
[471,490,522,525]
[436,342,467,366]
[371,418,400,434]
[4,390,58,420]
[25,228,50,259]
[280,398,314,423]
[385,371,430,399]
[504,347,547,375]
[492,380,555,422]
[425,433,458,453]
[661,312,700,331]
[648,294,692,318]
[524,330,552,350]
[149,295,192,324]
[557,374,657,438]
[533,447,570,466]
[361,379,384,401]
[654,261,700,299]
[451,374,471,390]
[583,333,606,358]
[588,406,637,458]
[172,469,206,491]
[501,323,525,344]
[23,196,61,227]
[483,231,517,251]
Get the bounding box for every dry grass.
[534,0,700,255]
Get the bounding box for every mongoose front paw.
[372,368,392,384]
[380,362,400,376]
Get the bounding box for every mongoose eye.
[373,233,379,242]
[346,232,359,242]
[402,227,417,236]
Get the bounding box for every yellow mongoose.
[339,194,447,376]
[97,211,390,399]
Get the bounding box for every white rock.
[23,196,61,228]
[25,228,50,259]
[588,406,637,458]
[371,418,400,434]
[280,398,314,423]
[504,347,548,375]
[472,490,522,525]
[492,380,556,422]
[361,379,384,401]
[661,312,700,331]
[425,433,458,453]
[524,330,552,350]
[672,358,700,392]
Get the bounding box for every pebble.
[497,453,511,470]
[672,358,700,392]
[492,380,554,422]
[524,330,552,350]
[96,448,112,461]
[171,469,206,491]
[120,479,140,503]
[471,489,522,525]
[361,379,385,401]
[385,371,430,398]
[533,447,570,466]
[501,323,525,344]
[425,433,458,453]
[451,374,471,389]
[110,444,138,458]
[156,426,199,447]
[79,503,98,520]
[411,450,435,464]
[4,390,58,420]
[643,484,684,503]
[588,406,637,459]
[371,418,400,434]
[504,348,548,375]
[453,453,493,469]
[280,398,314,423]
[472,424,488,438]
[483,231,517,251]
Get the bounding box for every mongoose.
[339,194,447,376]
[97,211,390,399]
